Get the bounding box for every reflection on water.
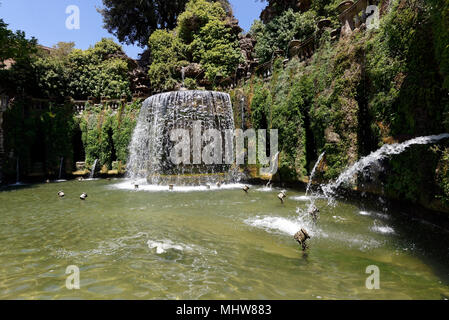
[0,179,448,299]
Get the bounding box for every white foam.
[147,239,194,254]
[291,196,312,201]
[245,216,303,236]
[359,211,371,216]
[112,179,246,193]
[359,210,390,220]
[371,225,395,235]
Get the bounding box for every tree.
[177,0,226,44]
[251,9,316,64]
[0,19,37,95]
[146,0,242,89]
[0,19,36,67]
[98,0,233,48]
[191,19,242,81]
[98,0,189,47]
[147,29,183,92]
[67,38,131,99]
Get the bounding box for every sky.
[0,0,265,59]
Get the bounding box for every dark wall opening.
[72,128,85,164]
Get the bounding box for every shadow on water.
[0,183,37,193]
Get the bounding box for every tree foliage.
[98,0,190,47]
[5,38,133,100]
[147,0,242,90]
[0,19,36,65]
[250,9,316,64]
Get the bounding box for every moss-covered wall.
[229,0,449,211]
[1,99,140,181]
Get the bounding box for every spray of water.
[306,152,325,196]
[321,134,449,203]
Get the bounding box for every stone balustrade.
[338,0,377,36]
[288,35,316,62]
[71,97,148,114]
[256,61,273,79]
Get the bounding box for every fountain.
[306,152,325,196]
[89,159,98,179]
[127,90,237,186]
[320,134,449,203]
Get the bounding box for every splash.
[321,134,449,202]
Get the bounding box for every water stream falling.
[58,157,64,180]
[127,90,237,186]
[16,158,20,184]
[306,152,325,196]
[181,67,185,89]
[89,159,98,179]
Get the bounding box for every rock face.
[225,17,243,36]
[237,34,258,81]
[183,63,204,79]
[130,66,151,97]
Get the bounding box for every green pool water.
[0,179,448,300]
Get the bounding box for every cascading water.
[127,90,237,186]
[89,159,98,179]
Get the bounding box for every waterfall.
[16,158,20,184]
[89,159,98,179]
[181,67,185,88]
[127,90,236,185]
[305,152,325,196]
[321,134,449,202]
[58,157,64,180]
